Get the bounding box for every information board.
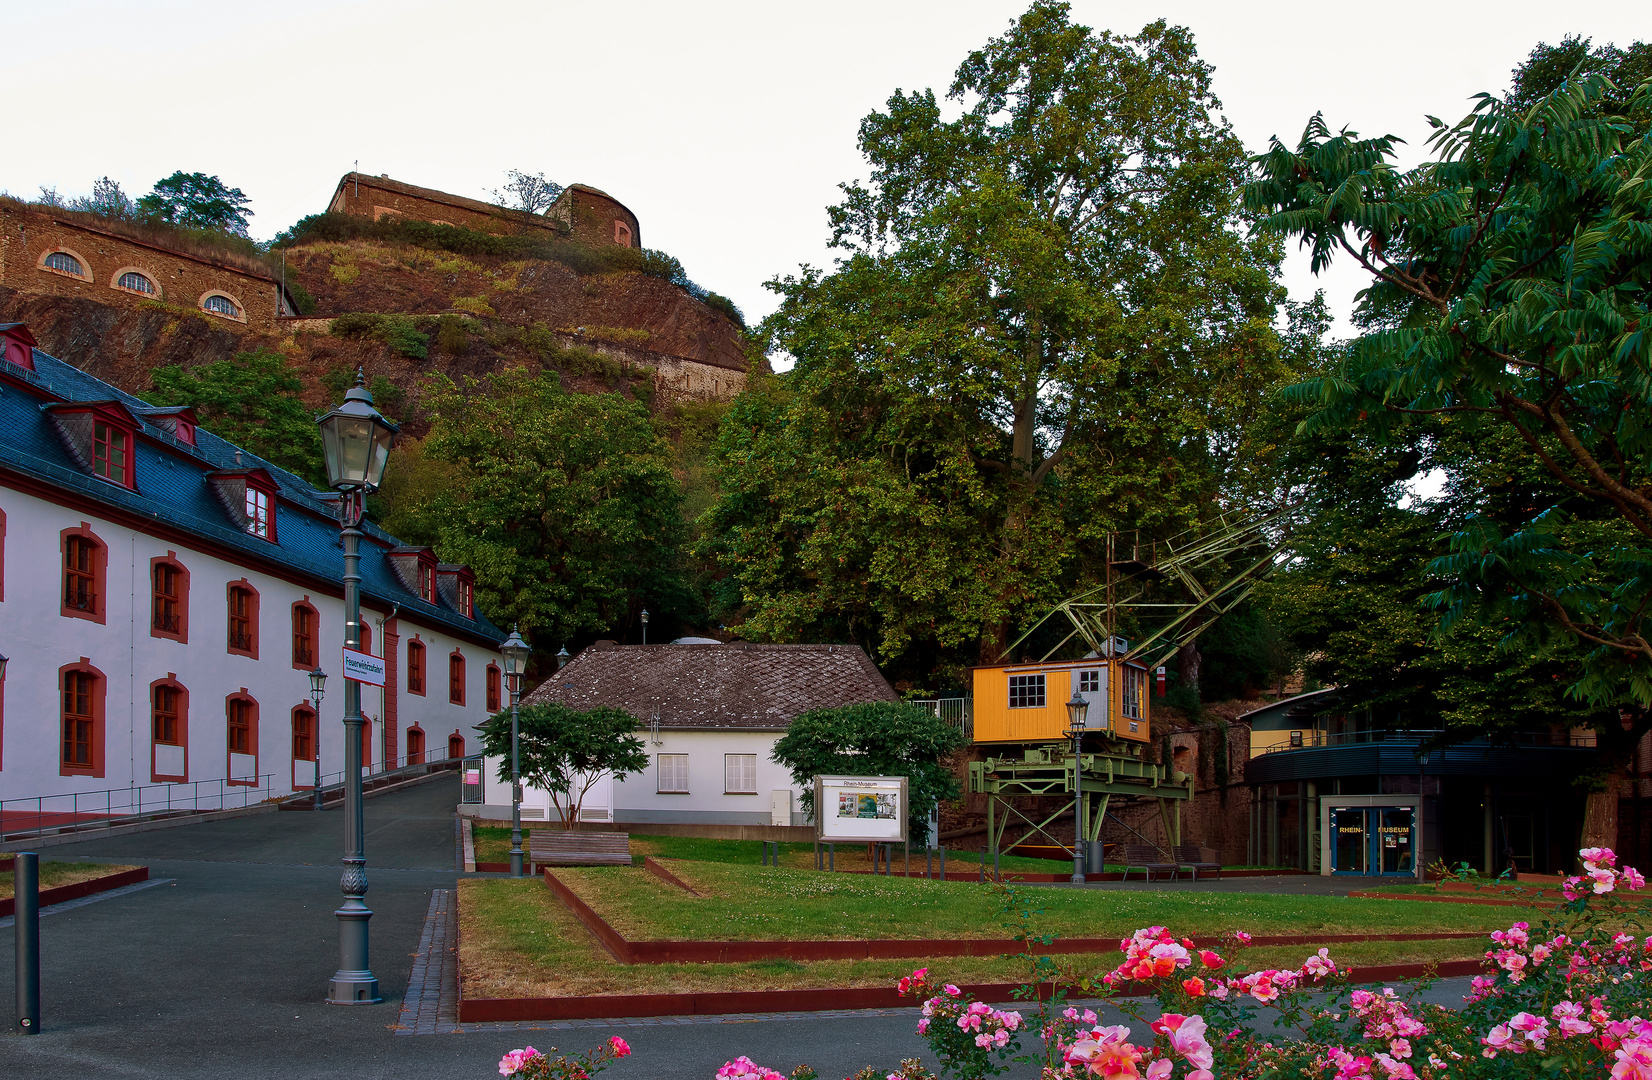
[342,646,386,687]
[813,775,907,843]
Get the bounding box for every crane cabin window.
[1008,673,1046,709]
[1078,670,1101,693]
[1122,667,1146,720]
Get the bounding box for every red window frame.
[150,555,190,643]
[227,580,260,659]
[486,664,500,713]
[448,651,465,705]
[292,600,318,669]
[407,639,426,695]
[458,578,474,618]
[245,484,272,540]
[225,691,260,787]
[406,725,425,765]
[92,419,130,486]
[291,705,316,762]
[59,660,106,777]
[61,525,107,623]
[149,677,189,782]
[418,561,436,603]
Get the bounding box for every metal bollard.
[15,851,40,1035]
[828,842,834,872]
[979,846,986,882]
[994,848,1000,879]
[940,847,946,879]
[926,847,932,879]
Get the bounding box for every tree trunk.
[1177,641,1201,698]
[1579,787,1620,853]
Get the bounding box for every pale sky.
[5,0,1646,346]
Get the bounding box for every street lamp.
[309,668,328,811]
[556,644,570,671]
[1065,687,1090,885]
[640,608,649,645]
[500,626,532,878]
[317,370,397,1007]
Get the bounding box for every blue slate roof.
[0,331,503,647]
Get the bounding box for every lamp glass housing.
[308,667,328,698]
[500,629,531,677]
[1066,688,1089,731]
[318,388,396,491]
[0,652,8,681]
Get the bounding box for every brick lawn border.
[0,865,149,917]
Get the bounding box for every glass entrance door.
[1330,807,1416,875]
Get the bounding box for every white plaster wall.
[472,728,808,826]
[0,485,500,805]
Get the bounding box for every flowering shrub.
[497,1035,630,1079]
[701,847,1650,1080]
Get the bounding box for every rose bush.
[497,1035,630,1079]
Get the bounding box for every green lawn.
[0,861,139,900]
[551,859,1532,943]
[458,877,1490,1000]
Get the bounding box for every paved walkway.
[0,779,1479,1079]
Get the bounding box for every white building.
[470,642,899,827]
[0,321,503,816]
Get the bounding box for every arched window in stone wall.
[199,291,245,322]
[40,248,93,280]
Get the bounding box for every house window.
[1008,673,1046,709]
[724,754,757,794]
[1079,670,1100,694]
[486,664,500,713]
[292,706,315,762]
[117,271,156,294]
[1122,667,1145,720]
[406,727,425,765]
[63,669,98,770]
[614,220,632,246]
[202,294,239,317]
[228,697,253,755]
[458,578,473,618]
[227,583,258,657]
[45,251,84,275]
[408,640,426,694]
[92,421,128,485]
[418,562,435,603]
[448,652,465,704]
[292,603,316,667]
[659,754,689,793]
[154,684,182,745]
[244,486,271,539]
[153,561,185,636]
[64,535,99,616]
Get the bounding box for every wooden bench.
[529,830,632,869]
[1174,844,1222,881]
[1120,844,1178,882]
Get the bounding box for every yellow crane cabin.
[970,657,1151,745]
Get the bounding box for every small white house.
[469,641,899,827]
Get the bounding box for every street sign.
[342,646,386,687]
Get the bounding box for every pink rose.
[608,1036,630,1057]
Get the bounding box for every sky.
[5,0,1647,347]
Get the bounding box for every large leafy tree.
[409,368,692,651]
[143,350,324,483]
[137,171,253,235]
[478,704,647,829]
[704,3,1289,678]
[770,702,967,840]
[1247,61,1652,845]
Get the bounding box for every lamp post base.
[327,971,382,1005]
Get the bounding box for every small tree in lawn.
[479,704,648,829]
[771,702,966,841]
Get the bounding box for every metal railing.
[912,698,973,740]
[1,774,279,841]
[1258,729,1598,755]
[295,750,463,803]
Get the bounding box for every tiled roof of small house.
[523,643,899,730]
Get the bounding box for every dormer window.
[139,406,198,446]
[93,421,128,485]
[418,561,435,603]
[458,578,473,618]
[436,563,477,618]
[387,547,439,602]
[206,468,279,542]
[45,401,141,490]
[1,323,39,370]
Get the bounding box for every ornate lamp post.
[317,372,397,1006]
[1065,688,1090,885]
[640,608,649,645]
[309,667,328,811]
[499,627,531,878]
[556,644,570,671]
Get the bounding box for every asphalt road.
[0,778,1479,1080]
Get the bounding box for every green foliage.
[328,312,429,359]
[490,169,563,214]
[1195,602,1295,701]
[701,291,746,330]
[142,349,324,484]
[769,701,966,838]
[478,703,648,828]
[405,367,692,649]
[433,314,470,354]
[366,375,404,419]
[703,5,1290,679]
[1247,61,1652,730]
[283,278,318,316]
[136,171,252,236]
[1507,34,1651,113]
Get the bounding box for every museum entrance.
[1329,806,1416,875]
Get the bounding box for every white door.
[1076,668,1108,732]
